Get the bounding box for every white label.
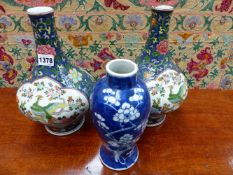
[37,54,54,66]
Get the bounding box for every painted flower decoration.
[67,96,78,110]
[197,47,213,64]
[68,34,92,47]
[104,96,120,106]
[0,47,18,85]
[25,88,34,98]
[100,33,114,41]
[107,134,135,148]
[118,134,134,145]
[124,35,141,48]
[91,59,103,72]
[125,15,144,28]
[103,88,115,94]
[139,0,179,7]
[215,0,233,13]
[113,103,140,123]
[97,48,115,61]
[219,16,228,25]
[68,68,82,84]
[156,40,168,55]
[67,96,85,111]
[76,60,91,69]
[95,113,109,130]
[26,56,35,71]
[187,59,200,73]
[15,35,35,48]
[37,45,56,56]
[192,68,208,81]
[134,88,144,93]
[104,0,130,11]
[95,16,106,25]
[129,93,143,102]
[116,33,122,41]
[22,39,32,46]
[15,0,63,7]
[220,75,232,89]
[34,82,44,91]
[0,17,11,29]
[44,84,64,100]
[76,98,86,108]
[91,48,115,73]
[184,16,201,30]
[220,58,228,69]
[187,59,209,81]
[103,88,120,106]
[59,16,77,30]
[46,88,61,100]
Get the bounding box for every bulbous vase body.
[91,59,151,170]
[16,7,95,136]
[136,5,188,127]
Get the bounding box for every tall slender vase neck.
[28,13,63,56]
[145,8,173,49]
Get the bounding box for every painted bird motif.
[31,96,68,120]
[168,84,187,104]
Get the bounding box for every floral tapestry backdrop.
[0,0,232,89]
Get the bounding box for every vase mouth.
[106,59,138,78]
[27,6,54,16]
[152,5,174,12]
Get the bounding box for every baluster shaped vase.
[16,7,95,136]
[136,5,188,127]
[91,59,151,170]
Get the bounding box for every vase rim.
[152,5,174,12]
[106,59,138,78]
[27,6,54,16]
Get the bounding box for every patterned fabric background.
[0,0,232,89]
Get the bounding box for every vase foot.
[99,145,139,171]
[147,114,166,127]
[45,115,85,136]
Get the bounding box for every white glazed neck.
[27,6,54,16]
[152,5,174,12]
[106,59,138,78]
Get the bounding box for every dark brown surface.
[0,89,233,175]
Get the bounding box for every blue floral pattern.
[91,66,151,170]
[136,7,188,126]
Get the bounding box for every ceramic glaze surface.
[27,11,94,97]
[17,77,88,124]
[147,69,187,114]
[136,5,188,126]
[16,7,94,135]
[91,59,151,170]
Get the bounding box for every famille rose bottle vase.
[16,7,95,136]
[136,5,188,127]
[91,59,151,170]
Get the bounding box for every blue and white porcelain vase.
[136,5,188,127]
[16,7,95,136]
[91,59,151,171]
